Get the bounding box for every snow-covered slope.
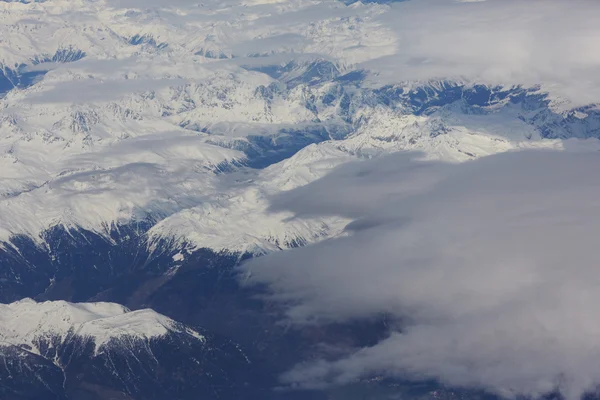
[1,0,600,256]
[0,298,204,354]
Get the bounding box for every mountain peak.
[0,299,204,355]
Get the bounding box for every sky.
[242,149,600,400]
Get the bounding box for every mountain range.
[1,0,600,398]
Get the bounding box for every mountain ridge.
[0,298,263,400]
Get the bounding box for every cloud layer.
[353,0,600,107]
[242,150,600,399]
[91,0,600,106]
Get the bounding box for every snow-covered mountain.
[0,0,599,257]
[0,299,260,400]
[0,298,204,354]
[2,0,600,399]
[0,0,599,314]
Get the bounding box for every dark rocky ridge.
[0,327,261,400]
[0,223,393,399]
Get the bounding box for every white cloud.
[242,150,600,399]
[28,77,186,104]
[345,0,600,106]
